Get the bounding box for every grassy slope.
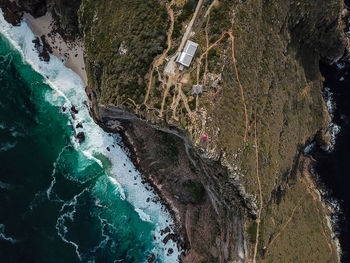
[79,0,169,106]
[79,0,344,262]
[193,1,342,261]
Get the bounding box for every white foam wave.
[0,180,13,190]
[56,189,87,261]
[90,218,115,254]
[0,11,181,262]
[107,176,125,200]
[46,147,65,202]
[0,224,19,244]
[323,86,340,151]
[82,150,103,168]
[134,208,152,223]
[0,141,17,151]
[303,142,316,155]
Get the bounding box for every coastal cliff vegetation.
[1,0,347,262]
[79,0,346,262]
[79,0,169,106]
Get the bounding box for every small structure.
[192,84,203,95]
[176,40,199,71]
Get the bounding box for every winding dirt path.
[160,75,176,118]
[165,0,204,75]
[261,202,302,263]
[252,120,263,263]
[229,31,249,142]
[299,172,337,260]
[144,0,175,105]
[196,31,249,142]
[160,0,206,118]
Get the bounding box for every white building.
[192,85,203,95]
[176,40,199,71]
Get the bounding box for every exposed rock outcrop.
[80,0,346,262]
[1,0,346,262]
[92,106,248,262]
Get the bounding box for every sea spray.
[0,11,181,262]
[0,224,19,244]
[323,86,341,151]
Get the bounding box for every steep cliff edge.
[80,0,347,262]
[1,0,347,262]
[79,0,347,262]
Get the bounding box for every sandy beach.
[23,12,88,86]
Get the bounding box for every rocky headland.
[1,0,348,262]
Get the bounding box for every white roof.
[176,40,198,67]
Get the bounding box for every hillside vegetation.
[79,0,346,262]
[79,0,169,106]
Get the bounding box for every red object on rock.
[202,134,208,140]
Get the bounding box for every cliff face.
[1,0,346,262]
[94,112,248,262]
[80,0,346,262]
[0,0,81,38]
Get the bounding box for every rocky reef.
[1,0,348,262]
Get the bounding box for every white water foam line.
[0,224,19,244]
[323,86,340,151]
[0,11,181,262]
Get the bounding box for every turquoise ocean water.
[0,12,179,263]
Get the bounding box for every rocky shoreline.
[1,4,249,262]
[87,104,249,262]
[1,0,347,262]
[97,117,189,260]
[0,4,189,262]
[1,1,87,85]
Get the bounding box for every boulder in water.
[75,132,85,143]
[70,105,79,114]
[147,254,155,263]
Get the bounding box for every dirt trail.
[299,172,337,260]
[195,5,212,110]
[229,31,249,142]
[252,3,263,262]
[160,75,176,117]
[261,202,301,263]
[196,30,249,142]
[204,0,218,18]
[144,0,175,105]
[160,0,204,117]
[165,0,204,75]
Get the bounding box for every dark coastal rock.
[160,227,170,235]
[106,147,110,152]
[20,0,47,18]
[0,0,47,25]
[32,36,50,62]
[1,1,23,26]
[147,254,155,263]
[167,248,174,255]
[162,233,176,245]
[76,122,83,128]
[75,132,85,143]
[40,35,52,53]
[49,0,82,40]
[70,105,79,114]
